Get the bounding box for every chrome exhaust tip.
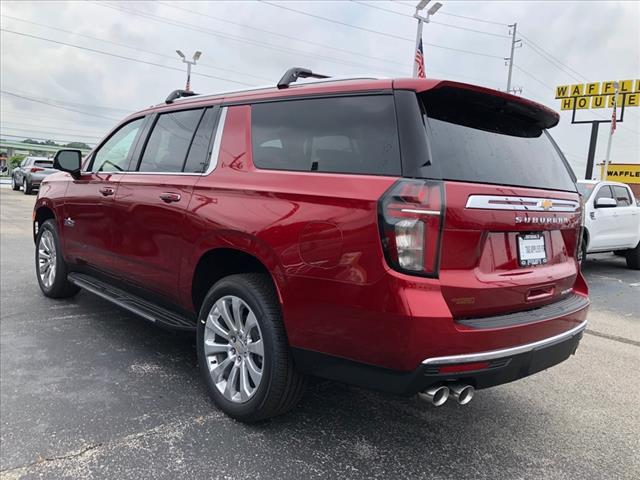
[449,383,475,405]
[419,386,450,407]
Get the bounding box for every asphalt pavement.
[1,186,639,480]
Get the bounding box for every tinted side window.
[612,185,632,206]
[251,95,401,176]
[93,118,145,172]
[184,108,218,173]
[138,109,204,172]
[594,185,614,202]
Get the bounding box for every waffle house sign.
[555,79,640,110]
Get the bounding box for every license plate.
[517,233,547,267]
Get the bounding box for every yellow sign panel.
[599,164,640,184]
[555,79,640,109]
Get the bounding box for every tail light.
[378,179,444,277]
[30,167,44,173]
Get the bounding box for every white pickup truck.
[577,180,640,269]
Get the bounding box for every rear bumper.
[293,319,586,395]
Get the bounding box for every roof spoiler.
[427,81,560,129]
[277,67,330,89]
[165,89,199,104]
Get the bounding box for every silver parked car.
[11,157,58,194]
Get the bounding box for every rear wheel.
[23,178,32,195]
[625,243,640,270]
[35,220,80,298]
[197,273,305,422]
[11,175,20,191]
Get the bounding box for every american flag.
[610,93,617,135]
[415,38,426,78]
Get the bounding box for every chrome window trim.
[465,195,579,212]
[422,319,587,365]
[113,107,227,177]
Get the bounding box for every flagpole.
[412,18,424,77]
[602,81,618,180]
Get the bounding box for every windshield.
[576,183,596,200]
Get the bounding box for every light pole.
[176,50,202,92]
[413,0,442,77]
[602,81,619,180]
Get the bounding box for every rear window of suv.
[421,88,576,192]
[251,95,401,176]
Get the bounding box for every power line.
[2,86,130,113]
[0,28,256,87]
[0,110,114,127]
[351,1,511,38]
[156,1,409,69]
[393,0,508,26]
[95,1,404,75]
[259,1,505,59]
[1,90,121,121]
[519,31,589,82]
[0,14,273,82]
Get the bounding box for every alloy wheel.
[38,230,57,288]
[203,295,264,403]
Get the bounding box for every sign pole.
[584,122,599,180]
[602,82,619,180]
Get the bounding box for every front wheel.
[197,273,306,422]
[11,175,20,191]
[35,220,80,298]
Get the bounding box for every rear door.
[62,117,146,273]
[111,106,220,304]
[412,86,582,319]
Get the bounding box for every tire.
[35,219,80,298]
[578,238,587,270]
[11,175,20,191]
[625,242,640,270]
[23,178,32,195]
[197,273,306,422]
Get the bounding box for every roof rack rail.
[277,67,330,89]
[165,89,199,104]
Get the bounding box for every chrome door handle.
[159,192,181,203]
[99,187,115,196]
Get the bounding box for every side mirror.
[595,197,617,208]
[53,149,82,179]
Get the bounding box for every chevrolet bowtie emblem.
[540,199,553,210]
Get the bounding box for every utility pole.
[505,23,521,93]
[176,50,202,92]
[412,0,442,77]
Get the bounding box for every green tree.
[9,154,25,169]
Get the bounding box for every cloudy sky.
[1,0,638,177]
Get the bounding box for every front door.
[62,117,146,274]
[589,184,619,250]
[111,107,219,305]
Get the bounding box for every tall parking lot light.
[413,1,442,77]
[176,50,202,92]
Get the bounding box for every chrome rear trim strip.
[421,319,587,365]
[465,195,579,212]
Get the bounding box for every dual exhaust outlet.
[419,383,475,407]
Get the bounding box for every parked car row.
[11,156,58,194]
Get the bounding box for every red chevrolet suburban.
[34,68,589,421]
